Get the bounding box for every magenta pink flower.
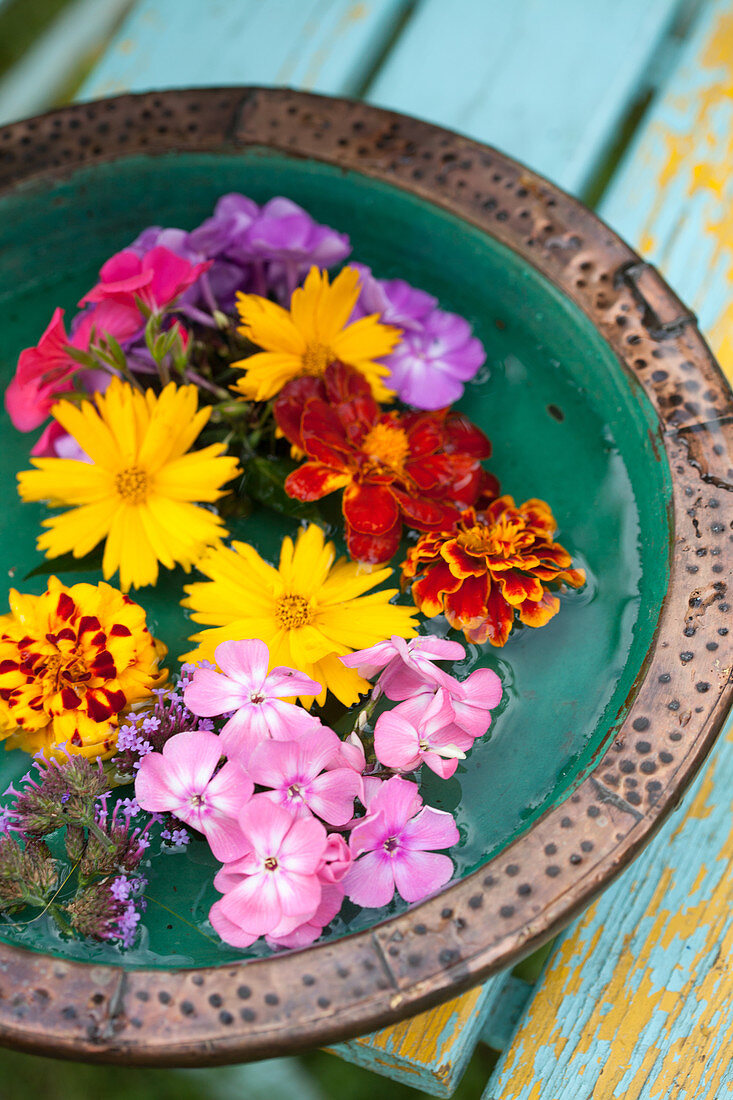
[246,727,362,826]
[81,244,212,311]
[374,689,474,779]
[344,776,459,907]
[5,309,78,431]
[134,730,251,862]
[341,634,465,700]
[183,639,322,758]
[209,797,328,947]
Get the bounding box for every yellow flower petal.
[18,377,241,592]
[183,523,417,705]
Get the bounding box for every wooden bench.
[0,0,730,1094]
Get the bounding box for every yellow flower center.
[115,465,149,504]
[274,594,313,630]
[301,341,334,377]
[458,515,525,558]
[363,420,410,472]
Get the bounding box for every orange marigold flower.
[402,497,585,646]
[0,577,167,759]
[274,362,493,565]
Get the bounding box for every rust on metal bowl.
[0,87,731,1065]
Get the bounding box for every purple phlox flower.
[209,797,329,949]
[183,639,322,761]
[383,308,486,408]
[246,727,362,826]
[349,264,486,409]
[350,263,436,333]
[343,776,459,908]
[240,197,351,300]
[341,634,465,699]
[189,193,260,257]
[196,718,215,732]
[135,730,252,862]
[118,797,141,819]
[169,828,190,847]
[374,689,474,780]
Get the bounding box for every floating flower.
[183,639,322,757]
[341,634,466,698]
[0,577,165,759]
[275,362,492,564]
[343,776,458,907]
[17,378,241,591]
[402,497,586,646]
[246,727,362,825]
[374,689,473,779]
[232,266,400,402]
[79,244,213,338]
[182,523,418,707]
[209,797,329,948]
[5,309,79,432]
[351,265,486,409]
[135,730,252,862]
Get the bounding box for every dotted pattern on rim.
[0,87,731,1065]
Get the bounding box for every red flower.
[401,497,585,646]
[274,363,492,564]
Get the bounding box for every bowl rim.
[0,86,731,1065]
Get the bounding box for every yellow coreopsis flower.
[0,576,166,759]
[233,265,401,402]
[17,378,241,592]
[181,523,418,707]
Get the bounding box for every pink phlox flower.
[439,666,503,739]
[246,727,362,826]
[266,882,344,950]
[134,730,251,862]
[334,731,366,774]
[374,689,473,779]
[183,639,322,759]
[344,776,459,908]
[340,634,465,700]
[209,797,328,948]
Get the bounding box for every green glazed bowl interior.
[0,149,670,969]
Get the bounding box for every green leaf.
[241,455,322,521]
[24,547,104,580]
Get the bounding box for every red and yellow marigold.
[274,362,493,564]
[0,576,166,759]
[402,496,585,646]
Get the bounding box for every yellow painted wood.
[330,975,507,1096]
[487,722,733,1098]
[600,0,733,379]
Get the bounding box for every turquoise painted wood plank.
[479,975,533,1053]
[79,0,411,102]
[365,0,690,197]
[0,0,132,126]
[600,0,733,380]
[330,973,509,1097]
[485,718,733,1099]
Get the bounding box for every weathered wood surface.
[79,0,412,102]
[0,0,131,126]
[330,975,509,1097]
[485,723,733,1099]
[486,6,733,1092]
[600,0,733,378]
[365,0,689,196]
